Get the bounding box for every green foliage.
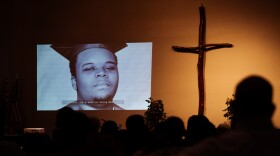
[223,95,235,121]
[144,97,167,129]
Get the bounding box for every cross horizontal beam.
[172,43,233,54]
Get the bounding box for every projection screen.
[37,42,152,110]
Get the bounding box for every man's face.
[71,48,119,102]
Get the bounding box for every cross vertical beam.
[172,5,233,115]
[197,6,206,115]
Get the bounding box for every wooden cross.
[172,5,233,115]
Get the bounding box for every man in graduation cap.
[51,43,127,110]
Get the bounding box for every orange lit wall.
[151,0,280,128]
[2,0,280,134]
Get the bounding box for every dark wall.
[1,0,162,135]
[3,0,280,136]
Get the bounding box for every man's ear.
[71,76,77,90]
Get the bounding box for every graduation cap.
[50,43,127,61]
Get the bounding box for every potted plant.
[144,97,167,130]
[223,95,235,121]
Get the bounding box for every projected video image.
[37,43,152,110]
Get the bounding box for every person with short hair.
[51,43,127,110]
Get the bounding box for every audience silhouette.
[216,122,230,136]
[100,120,120,139]
[175,75,280,156]
[135,116,187,156]
[153,116,186,146]
[49,107,124,156]
[185,115,217,146]
[2,75,280,156]
[231,75,275,130]
[120,114,151,156]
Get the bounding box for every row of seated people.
[2,107,225,156]
[45,108,222,156]
[1,75,280,156]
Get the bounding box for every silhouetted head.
[186,115,216,146]
[126,114,148,132]
[55,106,76,129]
[100,120,119,136]
[156,116,186,141]
[187,115,215,133]
[232,75,275,129]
